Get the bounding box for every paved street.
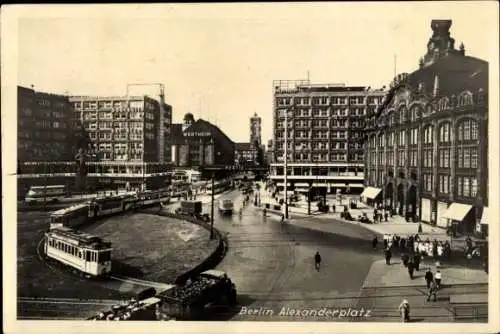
[203,189,380,321]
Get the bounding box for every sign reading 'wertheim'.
[184,131,212,137]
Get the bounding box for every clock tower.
[421,20,463,68]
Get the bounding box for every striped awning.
[360,187,382,199]
[442,203,473,222]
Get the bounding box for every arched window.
[438,97,450,111]
[399,107,406,123]
[409,106,420,122]
[458,91,473,107]
[457,119,478,142]
[423,125,434,144]
[439,123,451,142]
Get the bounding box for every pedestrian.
[437,242,444,258]
[408,261,415,279]
[372,235,378,249]
[314,251,322,271]
[427,279,438,302]
[281,213,285,224]
[384,247,392,265]
[414,252,421,271]
[384,211,389,222]
[383,238,388,250]
[435,270,442,289]
[424,268,434,289]
[400,237,406,252]
[398,299,410,323]
[401,252,409,267]
[262,208,266,217]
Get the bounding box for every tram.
[44,226,112,277]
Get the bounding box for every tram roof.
[49,226,111,248]
[51,203,89,216]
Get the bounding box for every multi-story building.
[266,139,274,164]
[69,94,173,189]
[235,142,258,167]
[250,112,262,147]
[363,20,488,237]
[270,80,386,195]
[17,86,82,163]
[171,113,235,179]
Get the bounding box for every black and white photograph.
[2,2,499,334]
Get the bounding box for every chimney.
[433,74,440,97]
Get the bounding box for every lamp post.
[210,171,215,240]
[283,109,289,219]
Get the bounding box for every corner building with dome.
[363,20,489,238]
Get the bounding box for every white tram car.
[25,185,68,203]
[44,226,112,276]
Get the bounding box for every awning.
[442,203,473,221]
[360,187,382,199]
[481,207,488,225]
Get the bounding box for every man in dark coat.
[384,248,392,265]
[408,261,415,279]
[314,251,322,271]
[424,268,434,289]
[414,252,421,271]
[427,279,438,302]
[372,236,378,249]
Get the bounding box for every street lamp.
[283,108,291,219]
[210,171,215,240]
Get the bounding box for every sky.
[13,2,498,144]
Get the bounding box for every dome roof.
[183,113,195,122]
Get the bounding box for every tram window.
[85,251,90,261]
[78,251,82,258]
[99,251,110,262]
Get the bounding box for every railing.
[451,304,488,322]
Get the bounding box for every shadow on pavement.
[278,223,382,255]
[196,294,257,321]
[110,260,144,278]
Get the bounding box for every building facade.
[235,142,258,167]
[270,80,386,195]
[250,112,262,147]
[18,86,82,163]
[364,20,488,237]
[68,94,173,189]
[171,113,235,177]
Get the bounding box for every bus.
[25,185,68,204]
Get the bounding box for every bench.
[450,294,488,321]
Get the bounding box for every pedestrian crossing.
[354,284,487,322]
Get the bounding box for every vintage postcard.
[2,2,499,334]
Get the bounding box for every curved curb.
[138,210,228,285]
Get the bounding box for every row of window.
[377,91,476,126]
[417,174,478,198]
[370,119,479,148]
[370,146,479,169]
[277,107,370,118]
[276,130,352,139]
[277,96,381,106]
[47,238,110,262]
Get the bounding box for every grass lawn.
[17,211,217,301]
[82,212,218,283]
